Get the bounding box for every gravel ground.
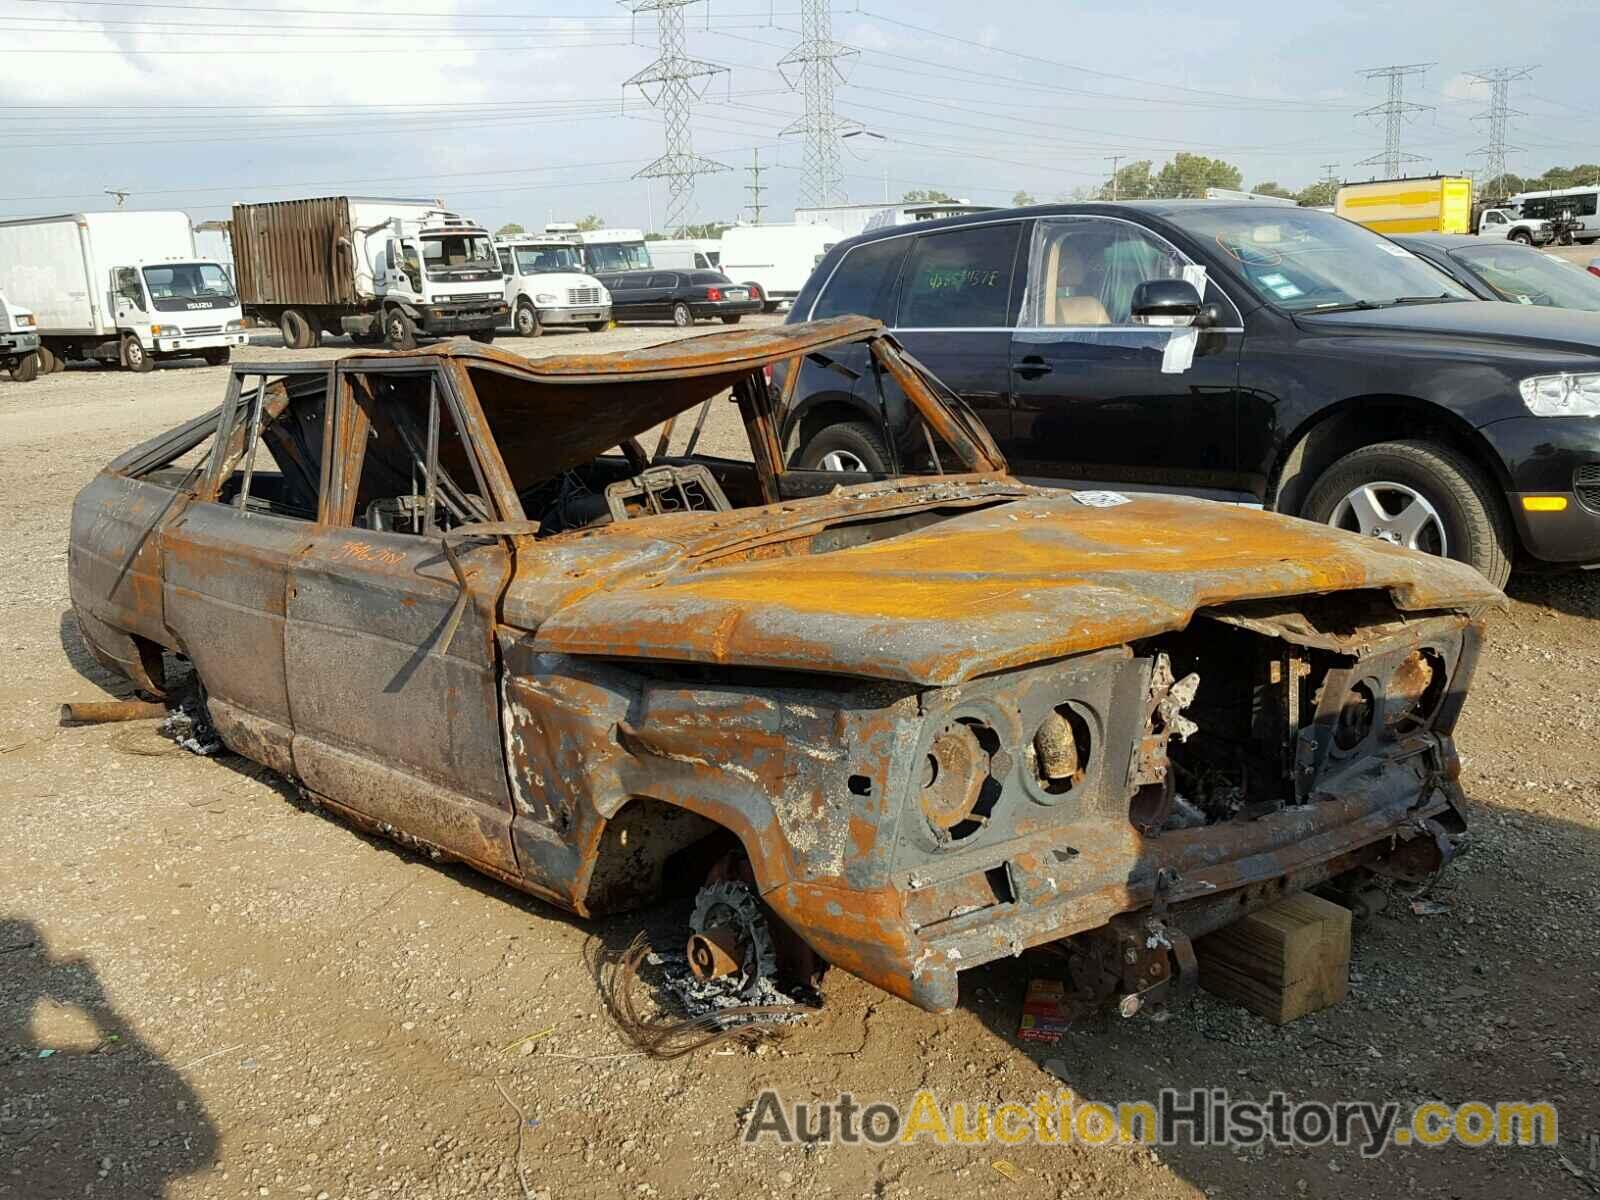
[1,317,1597,1200]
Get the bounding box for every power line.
[1467,67,1535,198]
[778,0,857,206]
[1355,63,1434,179]
[623,0,730,235]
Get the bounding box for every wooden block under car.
[1195,892,1352,1024]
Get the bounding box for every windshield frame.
[1447,244,1600,313]
[140,261,237,310]
[511,243,585,276]
[1163,207,1475,314]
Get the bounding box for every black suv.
[783,201,1600,586]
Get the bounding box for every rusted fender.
[529,491,1506,687]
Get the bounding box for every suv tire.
[795,420,891,474]
[1301,439,1512,588]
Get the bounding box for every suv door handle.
[1012,356,1052,379]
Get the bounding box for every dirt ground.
[1,316,1597,1200]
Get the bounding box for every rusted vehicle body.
[68,316,1500,1016]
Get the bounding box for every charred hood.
[523,489,1504,686]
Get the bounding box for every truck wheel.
[203,347,231,366]
[470,331,495,344]
[1509,229,1533,245]
[585,321,609,333]
[513,303,541,338]
[49,350,67,373]
[9,352,39,382]
[35,345,59,374]
[383,308,417,350]
[720,315,742,325]
[795,420,890,474]
[671,302,693,327]
[123,336,155,373]
[1301,440,1512,589]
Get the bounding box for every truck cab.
[0,290,40,382]
[494,239,612,336]
[368,212,509,348]
[1477,206,1555,246]
[109,259,248,372]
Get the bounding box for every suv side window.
[896,223,1020,328]
[811,236,910,321]
[1026,217,1188,326]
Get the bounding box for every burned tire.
[123,336,155,373]
[795,420,890,474]
[671,302,693,328]
[383,308,417,351]
[513,302,541,338]
[278,309,318,350]
[9,351,40,382]
[1301,439,1512,588]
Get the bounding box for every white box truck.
[0,290,40,383]
[493,237,612,336]
[647,237,721,270]
[718,222,844,311]
[0,211,248,372]
[231,196,508,349]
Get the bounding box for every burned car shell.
[68,315,1502,1014]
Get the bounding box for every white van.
[718,223,843,311]
[648,238,721,270]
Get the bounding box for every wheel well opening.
[791,398,867,461]
[1271,398,1512,519]
[581,798,741,916]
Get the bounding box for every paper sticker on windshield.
[1515,294,1533,304]
[1378,244,1416,258]
[1271,282,1304,299]
[1073,490,1131,508]
[1259,272,1290,287]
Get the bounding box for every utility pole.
[623,0,729,235]
[1467,66,1534,202]
[744,149,766,224]
[1104,155,1123,201]
[105,188,130,209]
[1355,63,1434,179]
[779,0,859,207]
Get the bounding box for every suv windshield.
[1451,244,1600,312]
[585,241,651,273]
[142,262,236,310]
[422,234,498,279]
[513,244,583,275]
[1169,208,1473,312]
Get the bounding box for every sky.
[1,0,1596,241]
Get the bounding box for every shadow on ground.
[0,918,219,1198]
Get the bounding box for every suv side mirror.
[1131,279,1203,327]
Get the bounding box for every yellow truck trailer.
[1335,176,1474,235]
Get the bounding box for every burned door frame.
[159,364,335,776]
[282,356,527,880]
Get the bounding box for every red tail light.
[706,287,722,301]
[748,284,763,301]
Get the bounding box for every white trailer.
[0,211,247,372]
[718,223,845,311]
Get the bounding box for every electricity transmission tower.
[779,0,859,207]
[744,149,767,224]
[1356,63,1434,178]
[623,0,729,234]
[105,188,130,209]
[1467,66,1534,200]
